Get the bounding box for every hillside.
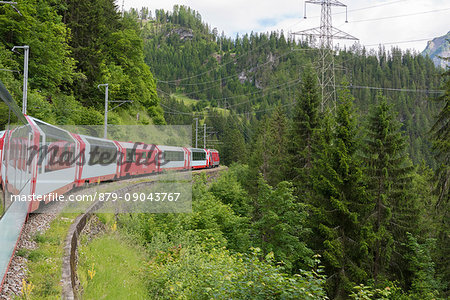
[0,3,448,299]
[141,6,443,167]
[142,8,449,296]
[422,31,450,69]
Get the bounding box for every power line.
[351,7,450,23]
[159,48,314,87]
[158,77,301,110]
[302,0,406,19]
[156,19,307,84]
[155,1,439,86]
[159,82,444,119]
[293,0,358,113]
[346,0,406,14]
[337,84,444,94]
[363,37,439,47]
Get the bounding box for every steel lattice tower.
[293,1,358,112]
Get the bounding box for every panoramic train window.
[125,148,136,163]
[0,79,31,219]
[192,151,206,161]
[34,119,76,172]
[163,150,184,162]
[86,138,117,165]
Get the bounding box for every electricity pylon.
[293,1,358,112]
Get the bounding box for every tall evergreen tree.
[221,116,247,165]
[249,105,290,186]
[288,67,321,190]
[310,87,369,299]
[430,61,449,296]
[61,0,121,102]
[252,176,312,273]
[361,94,419,287]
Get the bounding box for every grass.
[172,92,231,116]
[172,92,199,107]
[22,178,156,299]
[26,214,77,299]
[77,233,148,299]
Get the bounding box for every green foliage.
[350,283,406,300]
[430,60,449,296]
[146,245,327,300]
[119,175,250,253]
[252,177,312,273]
[309,87,370,298]
[221,118,248,165]
[115,168,324,298]
[0,0,77,93]
[287,66,322,209]
[208,168,251,217]
[0,0,162,126]
[402,233,441,299]
[361,94,420,286]
[146,6,442,166]
[250,106,290,186]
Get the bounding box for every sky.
[121,0,449,52]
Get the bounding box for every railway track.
[0,166,227,299]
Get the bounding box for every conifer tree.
[221,117,247,165]
[361,94,419,286]
[310,87,369,299]
[288,67,321,191]
[430,61,449,295]
[249,106,290,186]
[252,176,312,273]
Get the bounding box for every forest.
[0,1,449,299]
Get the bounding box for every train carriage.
[207,149,220,168]
[115,141,159,177]
[157,145,190,171]
[0,118,37,290]
[78,135,119,184]
[190,148,207,169]
[26,118,78,207]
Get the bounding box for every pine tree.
[288,67,321,190]
[249,106,290,186]
[221,117,247,165]
[430,61,449,296]
[361,94,419,286]
[310,87,369,299]
[252,176,312,273]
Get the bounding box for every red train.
[0,115,219,291]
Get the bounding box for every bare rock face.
[422,31,450,69]
[169,27,194,41]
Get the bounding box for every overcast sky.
[121,0,449,52]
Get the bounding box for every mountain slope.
[422,31,450,68]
